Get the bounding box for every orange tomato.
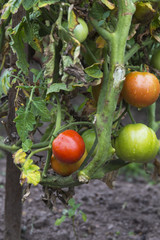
[51,150,87,176]
[121,72,160,108]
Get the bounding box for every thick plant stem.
[78,0,135,182]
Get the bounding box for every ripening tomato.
[121,72,160,108]
[82,129,97,156]
[51,150,87,176]
[115,123,159,163]
[52,129,85,164]
[150,48,160,71]
[73,18,89,43]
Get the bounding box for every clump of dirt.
[1,158,160,240]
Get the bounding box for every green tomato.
[73,18,88,43]
[82,129,97,156]
[115,123,159,163]
[150,48,160,71]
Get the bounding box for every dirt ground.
[1,157,160,240]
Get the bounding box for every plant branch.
[40,158,128,188]
[0,142,19,153]
[89,17,113,42]
[42,149,52,177]
[27,146,51,160]
[125,39,153,63]
[147,103,160,132]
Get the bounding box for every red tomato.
[52,129,85,163]
[121,72,160,108]
[50,150,87,176]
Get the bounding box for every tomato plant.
[150,48,160,71]
[115,123,159,163]
[121,72,160,108]
[82,129,97,156]
[52,130,85,164]
[1,1,160,238]
[51,150,87,176]
[73,18,89,43]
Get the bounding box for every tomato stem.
[42,149,52,178]
[53,94,62,136]
[127,105,136,124]
[40,158,128,188]
[27,146,51,160]
[26,86,36,112]
[147,103,160,132]
[78,0,136,182]
[0,141,19,153]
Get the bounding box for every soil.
[1,157,160,240]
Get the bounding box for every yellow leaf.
[96,36,106,49]
[21,159,41,186]
[100,0,115,10]
[13,149,26,164]
[21,169,41,186]
[68,8,78,30]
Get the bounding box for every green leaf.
[14,108,36,142]
[68,198,75,207]
[0,69,12,97]
[90,2,106,20]
[47,83,73,94]
[150,14,160,43]
[22,159,41,186]
[10,19,29,75]
[38,0,60,8]
[68,198,81,210]
[23,21,42,52]
[68,208,76,218]
[84,63,103,78]
[22,0,39,10]
[80,211,87,222]
[31,98,51,122]
[1,0,22,19]
[22,139,33,152]
[55,215,66,226]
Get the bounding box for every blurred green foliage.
[119,162,154,181]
